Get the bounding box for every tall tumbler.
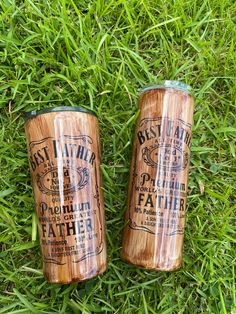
[24,106,107,283]
[121,81,194,271]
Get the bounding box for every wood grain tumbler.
[24,107,107,283]
[121,81,194,271]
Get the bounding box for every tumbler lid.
[23,106,97,121]
[140,80,192,95]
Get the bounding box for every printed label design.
[129,117,192,236]
[142,144,189,171]
[36,166,89,195]
[28,135,104,265]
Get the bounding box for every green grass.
[0,0,236,313]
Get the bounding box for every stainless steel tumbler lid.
[140,80,192,95]
[24,106,97,121]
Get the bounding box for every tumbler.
[24,106,107,283]
[121,81,194,271]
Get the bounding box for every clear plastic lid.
[23,106,97,121]
[140,80,192,95]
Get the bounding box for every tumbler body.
[25,107,107,283]
[121,81,194,271]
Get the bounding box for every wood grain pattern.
[25,109,107,283]
[121,87,194,271]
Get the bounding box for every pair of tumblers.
[24,81,194,283]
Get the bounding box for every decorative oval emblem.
[142,144,189,171]
[36,167,89,195]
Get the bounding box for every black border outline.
[128,116,191,236]
[30,135,104,265]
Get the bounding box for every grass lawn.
[0,0,236,313]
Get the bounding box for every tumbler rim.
[23,106,97,121]
[140,80,192,96]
